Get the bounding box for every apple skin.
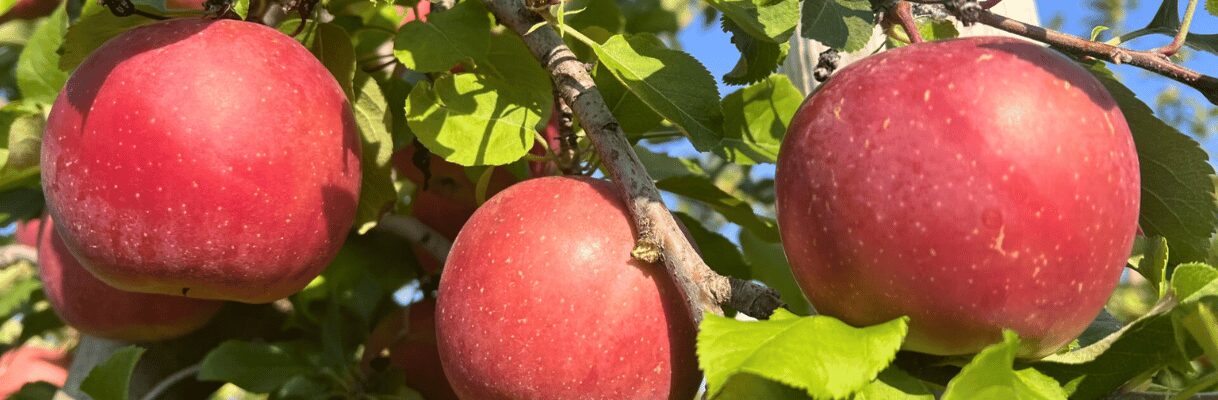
[38,217,224,341]
[13,218,41,247]
[362,299,458,399]
[41,19,361,303]
[775,37,1139,357]
[435,176,701,399]
[393,145,515,273]
[0,346,70,398]
[0,0,60,23]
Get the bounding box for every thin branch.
[0,244,37,266]
[480,0,784,322]
[890,2,924,44]
[377,214,452,265]
[975,10,1218,105]
[1152,0,1198,57]
[139,363,202,400]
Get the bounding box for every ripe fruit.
[42,19,361,303]
[38,217,224,341]
[0,346,70,398]
[436,176,701,399]
[363,299,457,400]
[0,0,60,23]
[775,37,1139,357]
[13,219,41,247]
[393,145,514,273]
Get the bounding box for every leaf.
[1090,64,1216,263]
[634,145,704,181]
[1033,296,1185,399]
[714,372,810,399]
[0,188,44,226]
[1089,26,1109,41]
[406,73,547,166]
[943,332,1067,400]
[59,1,160,71]
[722,17,789,86]
[0,275,39,322]
[0,102,46,178]
[593,62,663,136]
[1076,310,1123,349]
[199,341,314,393]
[1171,262,1218,300]
[886,18,960,47]
[657,175,779,241]
[698,309,907,399]
[80,346,146,400]
[592,33,724,151]
[233,0,250,19]
[473,33,552,107]
[704,0,798,43]
[564,0,624,34]
[854,367,936,400]
[619,0,691,34]
[718,74,800,164]
[800,0,875,52]
[0,0,19,17]
[1128,236,1169,297]
[674,212,750,279]
[16,8,67,105]
[1209,0,1217,16]
[1141,0,1218,58]
[9,382,59,400]
[351,73,396,233]
[392,0,491,72]
[308,23,357,101]
[740,229,813,316]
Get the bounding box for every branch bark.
[480,0,784,322]
[975,9,1218,105]
[377,214,452,265]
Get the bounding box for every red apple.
[38,217,224,341]
[363,299,457,400]
[775,37,1139,357]
[13,218,41,247]
[393,145,515,273]
[41,19,361,303]
[0,346,70,398]
[398,1,430,26]
[435,176,701,399]
[528,109,565,177]
[0,0,60,23]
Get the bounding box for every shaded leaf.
[351,72,396,233]
[392,0,491,72]
[800,0,875,52]
[657,175,778,241]
[80,346,146,400]
[718,74,800,164]
[406,73,548,166]
[943,332,1067,400]
[16,8,67,104]
[199,341,314,393]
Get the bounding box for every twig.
[0,244,37,266]
[479,0,784,322]
[1151,0,1198,57]
[139,363,201,400]
[975,10,1218,105]
[889,2,924,44]
[377,214,452,265]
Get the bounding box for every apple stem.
[888,2,924,44]
[99,0,169,20]
[0,244,37,266]
[482,0,786,324]
[1150,0,1198,57]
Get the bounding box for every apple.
[435,176,701,399]
[393,145,515,273]
[775,37,1139,357]
[13,218,41,247]
[0,346,70,398]
[38,217,224,341]
[0,0,60,23]
[362,299,457,400]
[41,19,361,303]
[528,110,565,177]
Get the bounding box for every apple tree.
[0,0,1215,398]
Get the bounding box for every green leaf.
[0,274,40,321]
[1175,299,1218,370]
[718,74,800,164]
[634,145,704,181]
[698,310,907,399]
[1171,262,1218,301]
[886,18,959,47]
[657,175,778,241]
[1208,0,1217,16]
[564,0,624,34]
[740,229,813,316]
[854,367,936,400]
[592,33,724,151]
[1090,65,1216,263]
[0,0,19,17]
[351,72,396,233]
[16,8,67,105]
[1141,0,1218,59]
[0,188,44,226]
[307,23,357,101]
[233,0,250,19]
[1089,25,1109,41]
[943,332,1067,400]
[619,0,690,34]
[1128,236,1169,297]
[199,341,314,393]
[800,0,875,52]
[1033,296,1185,399]
[722,17,789,86]
[593,62,663,136]
[473,33,553,106]
[674,212,750,279]
[392,0,491,72]
[406,73,547,166]
[705,0,798,43]
[59,1,161,71]
[713,373,809,399]
[9,382,59,400]
[80,346,146,400]
[0,102,46,177]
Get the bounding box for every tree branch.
[480,0,784,323]
[0,244,37,267]
[974,9,1218,105]
[377,214,452,265]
